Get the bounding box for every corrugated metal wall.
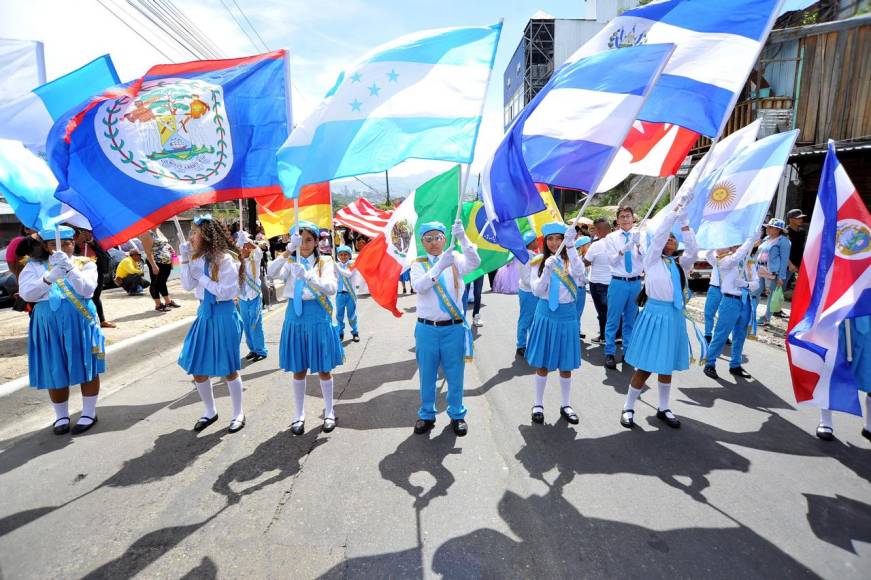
[553,19,604,67]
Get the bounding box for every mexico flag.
[355,166,460,316]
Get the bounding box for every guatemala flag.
[788,143,871,415]
[686,129,799,249]
[48,51,289,248]
[277,23,502,198]
[0,55,119,153]
[481,43,674,224]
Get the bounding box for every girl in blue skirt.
[526,222,585,426]
[18,226,105,435]
[620,200,697,430]
[178,215,246,434]
[267,221,344,436]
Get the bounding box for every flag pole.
[172,215,186,244]
[617,176,646,209]
[54,225,61,252]
[845,319,853,362]
[640,175,676,223]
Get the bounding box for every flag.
[461,200,512,283]
[686,129,798,249]
[277,23,501,198]
[644,120,761,245]
[257,182,331,239]
[0,38,45,102]
[48,51,290,249]
[335,197,392,238]
[355,166,459,316]
[787,143,871,414]
[481,43,674,225]
[526,184,564,237]
[568,0,783,190]
[0,55,119,152]
[0,139,90,230]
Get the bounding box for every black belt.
[710,284,720,288]
[417,317,462,327]
[723,293,743,301]
[612,276,641,282]
[757,261,768,266]
[338,291,349,294]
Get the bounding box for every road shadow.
[804,494,871,554]
[465,355,530,398]
[678,376,795,411]
[331,358,419,401]
[179,557,218,579]
[110,309,168,324]
[332,389,423,431]
[378,426,462,509]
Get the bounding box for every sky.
[0,0,815,192]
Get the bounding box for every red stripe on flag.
[354,234,403,317]
[145,50,285,77]
[660,126,699,176]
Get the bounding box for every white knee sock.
[195,379,217,418]
[624,386,642,411]
[52,401,69,425]
[865,396,871,431]
[559,375,572,408]
[819,409,833,429]
[320,378,335,419]
[534,374,547,408]
[658,382,672,412]
[292,378,306,422]
[78,395,98,426]
[226,377,244,422]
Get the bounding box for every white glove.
[451,220,467,243]
[435,251,455,273]
[630,229,641,245]
[736,279,749,289]
[289,262,306,279]
[179,242,192,261]
[45,266,66,282]
[49,251,72,271]
[287,233,302,253]
[544,256,559,271]
[563,226,577,244]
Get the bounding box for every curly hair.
[192,218,242,286]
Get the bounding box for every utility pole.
[385,170,391,206]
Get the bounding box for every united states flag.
[335,198,392,239]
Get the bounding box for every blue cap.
[418,221,446,237]
[39,226,75,241]
[766,218,787,231]
[575,236,591,248]
[541,222,567,238]
[522,231,537,245]
[290,220,320,237]
[336,245,352,255]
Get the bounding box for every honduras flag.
[277,24,501,198]
[480,43,674,224]
[788,142,871,415]
[48,51,289,248]
[567,0,783,138]
[0,55,119,153]
[686,129,799,249]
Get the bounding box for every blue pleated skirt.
[279,300,345,373]
[575,287,586,316]
[841,316,871,392]
[526,299,581,371]
[29,300,106,389]
[625,298,689,375]
[178,300,243,377]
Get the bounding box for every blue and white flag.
[567,0,783,137]
[687,129,799,249]
[481,43,674,224]
[277,24,502,198]
[0,55,119,152]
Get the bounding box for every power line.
[95,0,176,62]
[145,0,223,59]
[218,0,265,53]
[124,0,203,59]
[231,0,270,51]
[157,0,226,58]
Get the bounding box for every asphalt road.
[0,291,868,579]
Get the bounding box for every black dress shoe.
[703,365,720,380]
[52,418,70,435]
[861,428,871,442]
[194,414,218,432]
[72,415,98,435]
[704,335,712,344]
[729,366,752,378]
[451,419,468,437]
[290,420,305,436]
[352,334,360,343]
[620,409,635,429]
[531,406,544,424]
[816,425,834,441]
[726,338,733,345]
[250,354,267,362]
[245,352,256,360]
[515,347,526,358]
[656,409,681,429]
[580,333,586,339]
[323,417,337,433]
[228,417,246,433]
[605,355,617,370]
[339,333,345,341]
[414,419,435,434]
[560,406,579,425]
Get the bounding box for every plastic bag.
[770,286,784,314]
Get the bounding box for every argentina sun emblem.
[95,78,233,189]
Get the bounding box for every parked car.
[0,256,18,308]
[688,257,713,291]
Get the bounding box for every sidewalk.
[685,292,790,350]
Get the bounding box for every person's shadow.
[378,426,462,509]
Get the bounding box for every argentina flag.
[277,23,502,198]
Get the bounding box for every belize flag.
[48,51,289,248]
[787,142,871,415]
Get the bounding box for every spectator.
[756,218,791,325]
[786,208,807,289]
[114,244,150,295]
[142,228,179,312]
[318,229,333,256]
[583,218,613,343]
[74,228,116,328]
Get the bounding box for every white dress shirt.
[411,242,481,321]
[518,250,541,293]
[336,260,360,293]
[642,212,698,302]
[18,258,99,303]
[181,253,240,302]
[238,248,263,301]
[267,252,338,300]
[702,237,756,298]
[605,228,645,277]
[583,239,613,284]
[531,251,586,303]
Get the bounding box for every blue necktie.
[623,232,632,273]
[293,257,307,316]
[668,258,683,310]
[548,268,561,312]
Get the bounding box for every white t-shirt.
[584,239,613,284]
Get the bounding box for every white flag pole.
[617,176,646,209]
[641,175,676,223]
[172,215,186,243]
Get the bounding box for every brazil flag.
[460,200,514,284]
